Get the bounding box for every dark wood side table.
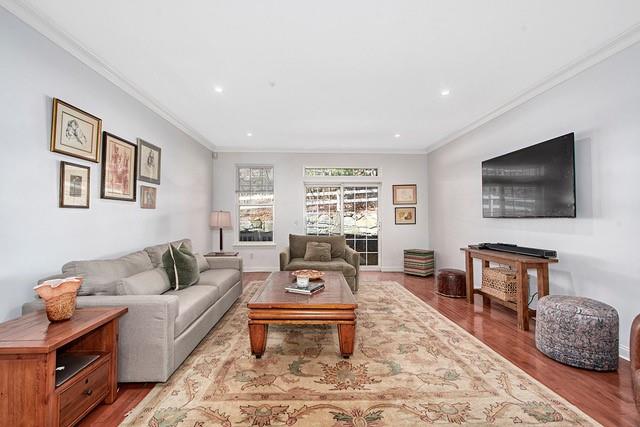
[0,307,127,427]
[461,248,558,331]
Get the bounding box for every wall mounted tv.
[482,133,576,218]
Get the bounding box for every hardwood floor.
[79,271,638,426]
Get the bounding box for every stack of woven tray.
[403,249,435,277]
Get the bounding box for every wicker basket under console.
[481,267,524,303]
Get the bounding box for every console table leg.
[465,252,474,304]
[536,265,550,299]
[337,323,356,358]
[516,262,529,331]
[249,323,268,358]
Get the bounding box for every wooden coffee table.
[247,271,357,358]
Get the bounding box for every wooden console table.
[0,307,127,427]
[461,248,558,331]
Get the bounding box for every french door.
[304,184,380,267]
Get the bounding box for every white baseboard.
[620,344,630,361]
[380,266,404,272]
[244,266,278,273]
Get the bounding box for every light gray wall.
[0,9,213,320]
[213,152,429,271]
[427,42,640,358]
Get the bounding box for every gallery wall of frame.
[51,97,161,210]
[392,184,417,225]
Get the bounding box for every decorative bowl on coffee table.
[291,269,325,280]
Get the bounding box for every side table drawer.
[58,359,109,427]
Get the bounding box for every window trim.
[234,164,275,246]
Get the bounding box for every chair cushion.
[198,269,241,295]
[144,239,192,267]
[62,250,153,296]
[165,285,220,336]
[284,258,356,277]
[115,268,171,295]
[289,234,346,259]
[163,243,199,290]
[304,242,332,262]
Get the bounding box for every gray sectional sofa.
[22,238,242,383]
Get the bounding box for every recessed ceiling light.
[441,89,451,96]
[246,132,253,137]
[214,86,224,93]
[394,134,401,139]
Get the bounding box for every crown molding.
[426,22,640,153]
[214,146,428,155]
[1,1,215,151]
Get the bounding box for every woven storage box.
[482,267,518,303]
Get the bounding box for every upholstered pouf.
[535,295,619,371]
[436,269,466,298]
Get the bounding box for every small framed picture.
[101,132,137,201]
[50,98,102,163]
[393,184,417,205]
[140,185,157,209]
[59,161,90,208]
[137,138,161,185]
[395,207,416,224]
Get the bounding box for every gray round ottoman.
[535,295,619,371]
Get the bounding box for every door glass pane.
[343,185,378,266]
[305,186,341,235]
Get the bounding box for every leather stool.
[436,269,466,298]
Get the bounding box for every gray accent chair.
[279,234,359,292]
[22,239,242,383]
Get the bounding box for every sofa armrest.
[345,246,360,271]
[280,246,290,271]
[205,256,242,272]
[23,294,179,382]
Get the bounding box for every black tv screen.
[482,133,576,218]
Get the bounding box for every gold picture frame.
[140,185,157,209]
[50,98,102,163]
[101,132,137,201]
[395,207,416,224]
[392,184,417,205]
[59,161,90,208]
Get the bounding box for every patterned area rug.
[123,281,599,426]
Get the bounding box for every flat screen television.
[482,133,576,218]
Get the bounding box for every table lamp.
[210,210,232,251]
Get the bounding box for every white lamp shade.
[210,211,232,228]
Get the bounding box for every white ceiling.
[5,1,640,152]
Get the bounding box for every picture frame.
[395,207,416,224]
[393,184,417,205]
[59,161,90,208]
[50,98,102,163]
[137,138,161,184]
[140,185,157,209]
[101,132,137,201]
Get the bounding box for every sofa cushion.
[198,269,241,295]
[165,285,220,336]
[289,234,346,259]
[304,242,332,262]
[116,268,171,295]
[144,239,192,268]
[62,250,153,296]
[284,257,356,277]
[194,253,209,273]
[163,243,199,290]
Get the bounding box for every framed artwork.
[59,161,90,208]
[50,98,102,163]
[395,207,416,224]
[140,185,157,209]
[101,132,137,201]
[393,184,417,205]
[137,138,161,184]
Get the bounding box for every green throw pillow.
[162,243,199,290]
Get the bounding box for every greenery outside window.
[236,165,274,243]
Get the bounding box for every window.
[236,166,274,243]
[304,167,378,177]
[304,184,379,266]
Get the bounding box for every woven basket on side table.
[481,267,522,303]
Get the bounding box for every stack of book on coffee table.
[285,281,325,295]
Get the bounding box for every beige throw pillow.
[304,242,332,262]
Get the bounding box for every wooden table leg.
[536,265,550,299]
[249,323,268,358]
[482,260,491,307]
[515,262,529,331]
[337,323,356,358]
[105,319,118,404]
[465,252,474,304]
